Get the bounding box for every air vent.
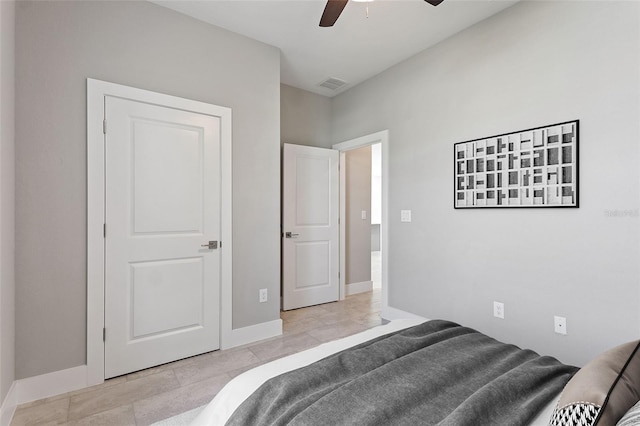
[317,77,348,91]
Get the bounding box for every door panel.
[132,120,204,234]
[295,156,332,225]
[105,97,220,378]
[295,241,330,288]
[130,257,203,338]
[283,144,339,310]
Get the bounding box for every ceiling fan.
[320,0,445,27]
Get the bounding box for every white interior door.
[283,144,339,311]
[104,96,220,378]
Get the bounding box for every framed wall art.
[454,120,579,209]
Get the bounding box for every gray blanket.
[226,320,577,426]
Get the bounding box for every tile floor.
[11,288,382,426]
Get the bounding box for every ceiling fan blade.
[425,0,445,5]
[320,0,349,27]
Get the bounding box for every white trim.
[333,130,389,315]
[0,365,95,425]
[226,319,283,349]
[219,88,233,354]
[346,280,373,296]
[86,79,105,386]
[332,130,388,152]
[86,79,232,386]
[15,365,87,406]
[381,306,427,322]
[0,382,16,426]
[338,152,346,300]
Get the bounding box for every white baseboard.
[346,280,373,296]
[14,365,88,406]
[2,319,283,416]
[0,382,17,426]
[4,319,283,411]
[224,318,283,349]
[381,306,427,322]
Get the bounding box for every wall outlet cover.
[493,301,504,319]
[554,316,567,335]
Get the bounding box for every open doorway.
[340,143,380,295]
[333,130,389,315]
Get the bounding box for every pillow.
[549,339,640,426]
[616,400,640,426]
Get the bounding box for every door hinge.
[103,119,107,134]
[103,223,106,238]
[103,328,106,342]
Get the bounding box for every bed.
[191,319,640,426]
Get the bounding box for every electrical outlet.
[361,210,367,220]
[554,316,567,335]
[259,288,268,303]
[400,210,412,222]
[493,301,504,319]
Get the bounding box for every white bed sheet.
[191,319,558,426]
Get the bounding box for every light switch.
[361,210,367,220]
[400,210,412,222]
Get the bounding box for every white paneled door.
[282,144,339,310]
[104,97,221,378]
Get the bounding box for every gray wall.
[281,84,332,149]
[15,1,281,379]
[0,0,15,403]
[332,1,640,367]
[346,146,372,285]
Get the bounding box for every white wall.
[332,1,640,367]
[281,84,332,148]
[15,0,280,379]
[0,0,16,405]
[346,146,372,285]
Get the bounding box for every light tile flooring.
[11,288,382,426]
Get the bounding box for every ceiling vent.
[317,77,348,91]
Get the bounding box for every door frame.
[332,130,389,312]
[86,79,232,385]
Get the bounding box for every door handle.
[201,241,218,249]
[285,232,299,239]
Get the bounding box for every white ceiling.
[152,0,519,97]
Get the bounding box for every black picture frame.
[453,120,579,209]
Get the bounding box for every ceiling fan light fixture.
[320,0,443,27]
[352,0,373,19]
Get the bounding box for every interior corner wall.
[15,0,280,379]
[0,0,16,403]
[346,146,372,285]
[281,84,332,149]
[331,1,640,367]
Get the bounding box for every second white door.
[104,96,221,378]
[282,144,339,310]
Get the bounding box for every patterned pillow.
[549,403,600,426]
[616,400,640,426]
[548,340,640,426]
